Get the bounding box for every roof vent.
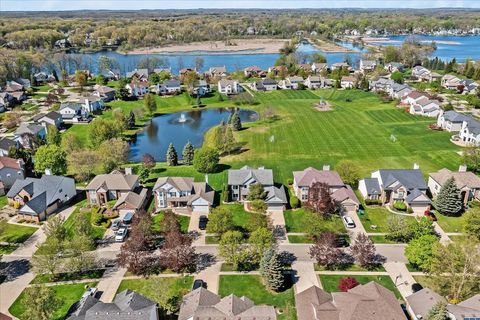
[459,164,467,172]
[323,164,330,171]
[413,163,420,170]
[45,168,52,175]
[125,167,133,175]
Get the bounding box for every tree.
[166,143,178,166]
[206,207,234,235]
[246,212,269,233]
[67,149,100,182]
[45,125,61,145]
[259,249,284,291]
[98,55,119,73]
[390,71,404,84]
[98,138,129,173]
[89,118,124,147]
[311,52,327,63]
[338,277,360,292]
[137,56,167,73]
[435,177,463,216]
[306,182,336,215]
[31,238,63,281]
[247,183,267,201]
[139,167,150,184]
[160,229,196,273]
[159,210,181,235]
[426,302,449,320]
[182,141,195,165]
[219,230,244,270]
[350,233,377,268]
[405,234,438,271]
[75,70,87,91]
[126,111,136,129]
[385,215,411,242]
[193,147,219,173]
[144,93,157,115]
[22,285,59,320]
[336,160,361,188]
[142,153,156,169]
[428,240,480,301]
[249,227,275,263]
[61,132,81,153]
[182,70,199,95]
[231,111,242,131]
[309,231,345,269]
[462,146,480,173]
[463,208,480,240]
[116,78,130,100]
[34,144,66,175]
[250,199,267,213]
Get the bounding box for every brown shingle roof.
[86,172,138,191]
[429,168,480,189]
[0,156,22,170]
[293,167,345,187]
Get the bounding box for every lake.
[129,108,258,162]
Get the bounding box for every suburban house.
[85,170,146,214]
[297,63,312,74]
[126,68,149,81]
[126,81,149,97]
[293,166,360,212]
[218,79,242,95]
[268,66,287,76]
[33,72,56,84]
[0,156,24,195]
[33,111,63,129]
[331,62,351,71]
[78,95,105,113]
[0,138,17,156]
[227,166,287,211]
[179,68,197,77]
[340,76,356,89]
[250,78,277,91]
[369,78,394,92]
[153,176,215,213]
[244,65,263,77]
[359,59,377,72]
[304,75,322,89]
[101,69,120,81]
[295,282,405,320]
[282,76,304,89]
[406,288,480,320]
[193,79,211,96]
[459,116,480,145]
[59,102,89,123]
[412,66,432,81]
[442,74,462,90]
[428,166,480,205]
[401,91,430,106]
[409,97,441,117]
[66,289,159,320]
[207,66,227,78]
[358,166,431,214]
[384,62,404,72]
[388,83,413,99]
[311,62,327,73]
[178,288,277,320]
[111,188,149,214]
[157,79,181,95]
[7,175,76,222]
[461,79,479,94]
[93,85,116,101]
[14,123,47,149]
[437,110,472,132]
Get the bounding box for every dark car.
[411,283,423,293]
[192,279,207,290]
[198,215,208,230]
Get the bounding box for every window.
[233,185,238,190]
[397,191,405,198]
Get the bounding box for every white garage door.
[410,204,428,215]
[192,205,209,213]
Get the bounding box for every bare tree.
[350,233,377,268]
[309,232,346,269]
[306,182,336,216]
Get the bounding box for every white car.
[82,287,98,299]
[343,216,356,228]
[115,227,128,242]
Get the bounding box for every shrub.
[365,199,381,206]
[338,277,360,292]
[287,178,293,185]
[250,199,267,213]
[393,201,407,211]
[290,196,300,209]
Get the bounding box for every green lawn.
[319,274,403,300]
[0,220,38,253]
[0,195,7,207]
[152,212,190,234]
[314,263,385,272]
[287,235,314,243]
[359,205,415,233]
[31,269,105,284]
[284,208,345,234]
[219,275,296,320]
[116,276,193,308]
[9,282,97,320]
[369,235,406,244]
[434,211,465,233]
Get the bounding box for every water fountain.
[178,113,187,123]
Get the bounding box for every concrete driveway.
[188,212,206,245]
[342,210,366,239]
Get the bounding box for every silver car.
[115,227,128,242]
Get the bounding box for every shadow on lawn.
[0,259,29,282]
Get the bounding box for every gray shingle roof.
[363,178,381,195]
[164,79,181,87]
[442,110,471,123]
[405,288,445,319]
[228,166,273,186]
[378,169,427,191]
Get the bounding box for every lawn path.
[97,267,127,302]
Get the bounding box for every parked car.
[82,287,98,299]
[122,212,134,226]
[115,227,128,242]
[111,219,122,231]
[342,216,356,228]
[198,215,208,230]
[192,279,207,290]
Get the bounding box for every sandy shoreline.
[362,37,461,45]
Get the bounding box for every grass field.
[152,212,190,234]
[319,274,403,300]
[9,282,97,320]
[219,275,297,320]
[434,211,465,233]
[284,208,346,233]
[0,220,38,253]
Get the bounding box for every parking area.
[341,210,367,238]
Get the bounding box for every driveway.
[194,261,221,294]
[384,262,416,299]
[188,212,205,245]
[97,267,127,302]
[292,261,320,293]
[268,210,287,244]
[342,210,366,239]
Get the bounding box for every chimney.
[205,174,209,184]
[45,168,52,175]
[413,163,420,170]
[459,164,467,172]
[323,164,330,171]
[125,167,133,175]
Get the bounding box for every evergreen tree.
[231,111,242,131]
[222,126,235,154]
[259,249,284,292]
[222,184,229,203]
[227,111,234,124]
[166,143,178,166]
[196,95,202,106]
[126,111,135,129]
[115,78,129,100]
[426,302,449,320]
[182,141,195,165]
[434,177,463,216]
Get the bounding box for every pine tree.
[166,143,178,166]
[222,126,235,154]
[231,111,242,131]
[435,177,463,216]
[426,302,449,320]
[182,141,195,165]
[127,111,135,129]
[222,184,229,203]
[259,249,284,292]
[227,111,234,125]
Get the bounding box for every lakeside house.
[304,75,322,89]
[0,156,24,195]
[384,62,404,72]
[193,79,211,96]
[428,166,480,205]
[244,65,263,77]
[442,74,462,90]
[7,175,76,222]
[311,62,327,74]
[153,176,214,213]
[227,166,287,211]
[292,166,360,212]
[359,59,377,72]
[33,72,56,85]
[358,166,431,214]
[340,76,356,89]
[207,66,227,78]
[93,84,116,101]
[218,79,242,95]
[157,79,182,95]
[32,111,63,129]
[126,68,149,81]
[250,78,277,91]
[126,80,149,97]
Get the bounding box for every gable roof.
[0,156,22,170]
[363,178,381,195]
[15,123,45,136]
[164,79,181,87]
[442,110,472,123]
[86,172,138,191]
[228,166,273,186]
[405,288,446,320]
[293,167,345,187]
[331,185,360,205]
[430,168,480,189]
[377,169,427,191]
[112,188,148,210]
[0,138,16,152]
[153,177,214,205]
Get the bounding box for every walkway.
[194,261,221,294]
[384,262,416,299]
[433,222,451,244]
[291,261,321,293]
[96,267,127,302]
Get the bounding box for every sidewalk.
[97,267,127,302]
[384,262,416,299]
[433,222,451,244]
[292,261,321,293]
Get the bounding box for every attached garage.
[267,203,285,211]
[191,197,211,213]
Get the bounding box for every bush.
[290,196,300,209]
[338,277,360,292]
[103,211,119,219]
[250,199,267,213]
[393,201,407,211]
[193,148,220,173]
[287,178,293,185]
[91,208,105,226]
[365,199,381,206]
[407,207,414,214]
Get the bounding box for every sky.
[2,0,480,11]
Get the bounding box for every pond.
[128,108,258,162]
